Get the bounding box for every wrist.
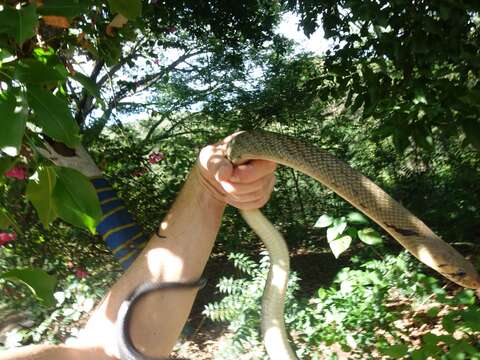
[190,164,227,207]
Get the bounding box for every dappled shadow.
[290,251,351,298]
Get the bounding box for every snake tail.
[116,279,207,360]
[241,209,299,360]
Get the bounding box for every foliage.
[0,268,57,307]
[0,0,284,310]
[314,211,382,258]
[286,0,480,152]
[0,242,118,349]
[204,250,480,359]
[203,251,301,360]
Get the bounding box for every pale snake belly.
[117,130,480,360]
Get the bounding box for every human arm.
[0,134,276,360]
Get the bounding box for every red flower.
[0,232,16,246]
[75,268,88,279]
[4,166,27,180]
[148,152,165,164]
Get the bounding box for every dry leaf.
[42,16,70,29]
[106,14,128,36]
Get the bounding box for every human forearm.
[79,166,226,358]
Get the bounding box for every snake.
[117,129,480,360]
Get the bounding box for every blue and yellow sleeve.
[91,177,149,269]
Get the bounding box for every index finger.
[231,160,277,184]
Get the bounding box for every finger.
[199,146,233,183]
[220,174,275,195]
[228,189,265,203]
[231,160,277,184]
[218,131,244,149]
[228,197,269,210]
[227,175,276,209]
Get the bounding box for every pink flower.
[75,269,88,279]
[4,166,27,180]
[148,152,165,164]
[0,232,16,246]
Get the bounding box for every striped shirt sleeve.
[90,177,149,269]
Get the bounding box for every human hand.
[37,142,102,178]
[196,133,276,210]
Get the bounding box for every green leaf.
[27,86,81,148]
[346,211,369,225]
[449,342,476,357]
[0,268,57,307]
[345,227,358,239]
[0,48,12,62]
[72,72,101,100]
[52,166,102,233]
[98,37,122,66]
[0,208,12,229]
[0,156,15,175]
[442,314,456,333]
[358,227,383,245]
[413,88,428,105]
[37,0,89,18]
[15,59,66,84]
[328,235,352,258]
[411,349,427,360]
[455,289,475,305]
[380,343,408,358]
[461,309,480,331]
[0,91,27,156]
[0,207,19,233]
[426,307,440,318]
[0,4,38,44]
[326,218,347,242]
[314,214,333,228]
[26,166,58,227]
[108,0,142,20]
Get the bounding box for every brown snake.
[225,130,480,360]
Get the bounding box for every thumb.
[214,160,233,183]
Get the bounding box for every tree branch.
[75,59,105,126]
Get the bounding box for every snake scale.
[117,130,480,360]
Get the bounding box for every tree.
[0,0,283,233]
[285,0,480,152]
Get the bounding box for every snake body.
[118,130,480,360]
[226,130,480,360]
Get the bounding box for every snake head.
[225,130,250,165]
